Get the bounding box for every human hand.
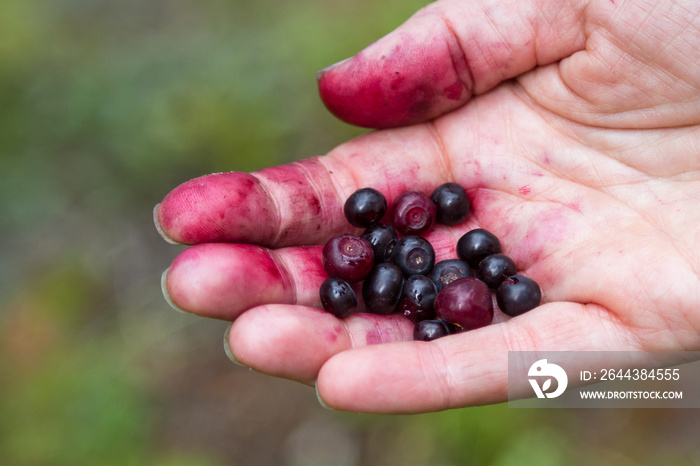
[154,0,700,413]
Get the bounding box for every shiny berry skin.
[434,277,494,330]
[413,319,454,341]
[362,263,404,315]
[392,236,435,277]
[477,254,517,289]
[430,259,473,291]
[361,223,398,263]
[322,234,374,282]
[496,275,542,316]
[319,277,357,318]
[399,275,437,323]
[344,188,387,228]
[456,229,503,269]
[392,190,436,236]
[431,183,470,226]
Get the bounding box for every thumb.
[317,0,586,128]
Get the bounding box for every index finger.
[154,124,449,246]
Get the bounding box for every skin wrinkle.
[542,0,588,70]
[343,317,359,350]
[269,248,299,307]
[396,320,414,343]
[314,156,348,214]
[588,127,700,177]
[252,171,284,247]
[615,0,658,56]
[508,83,695,217]
[376,319,387,345]
[425,120,454,183]
[508,79,592,146]
[531,0,575,64]
[584,4,698,122]
[439,10,475,97]
[419,341,456,409]
[325,151,368,208]
[582,302,643,350]
[633,1,690,66]
[644,293,699,351]
[481,5,519,84]
[677,9,700,68]
[477,188,587,266]
[498,317,539,354]
[338,316,357,357]
[294,157,337,238]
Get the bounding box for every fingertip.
[317,20,472,128]
[156,172,279,245]
[165,244,293,320]
[229,304,344,385]
[153,203,182,245]
[316,57,351,81]
[161,267,190,314]
[315,380,336,411]
[223,323,248,367]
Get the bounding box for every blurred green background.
[1,0,698,465]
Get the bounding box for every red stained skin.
[564,201,582,213]
[157,158,344,247]
[167,243,324,320]
[365,328,384,345]
[323,326,342,343]
[317,35,472,128]
[158,172,278,245]
[360,314,413,345]
[444,81,465,100]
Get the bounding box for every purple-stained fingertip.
[153,203,182,245]
[316,57,351,81]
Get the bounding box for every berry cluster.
[319,184,541,341]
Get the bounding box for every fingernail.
[223,323,247,367]
[316,57,351,81]
[153,203,182,245]
[161,268,189,314]
[315,381,335,411]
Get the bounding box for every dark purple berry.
[413,319,454,341]
[322,234,374,282]
[431,183,470,226]
[496,275,541,316]
[319,277,357,318]
[434,277,494,330]
[391,236,436,277]
[456,229,502,269]
[361,223,398,263]
[344,187,387,228]
[362,263,404,315]
[392,190,436,236]
[477,254,517,289]
[430,259,473,291]
[441,320,462,335]
[399,275,437,323]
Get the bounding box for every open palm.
[155,0,700,413]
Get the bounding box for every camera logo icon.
[528,359,568,398]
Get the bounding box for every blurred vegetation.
[1,0,699,465]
